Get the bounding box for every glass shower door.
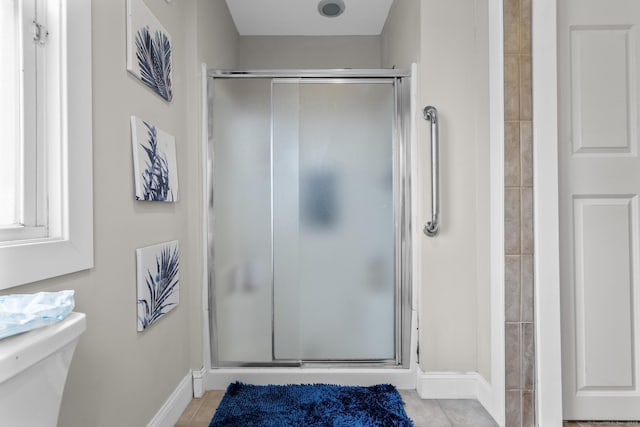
[210,77,398,364]
[272,81,396,361]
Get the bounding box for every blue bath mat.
[209,382,413,427]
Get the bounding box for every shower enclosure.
[207,70,413,370]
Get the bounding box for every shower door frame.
[206,69,413,369]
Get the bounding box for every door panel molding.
[570,25,637,156]
[572,195,637,392]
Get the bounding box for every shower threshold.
[203,363,419,390]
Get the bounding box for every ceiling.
[225,0,395,36]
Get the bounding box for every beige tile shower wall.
[503,0,535,425]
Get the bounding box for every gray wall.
[381,0,420,68]
[418,0,491,375]
[238,36,382,69]
[0,1,237,426]
[381,0,492,377]
[184,0,239,370]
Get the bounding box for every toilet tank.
[0,312,86,427]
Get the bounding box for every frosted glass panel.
[212,78,397,364]
[272,83,301,359]
[273,82,395,360]
[212,79,273,363]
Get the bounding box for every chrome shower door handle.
[423,106,440,237]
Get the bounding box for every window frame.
[0,0,93,289]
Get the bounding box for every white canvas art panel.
[131,116,179,202]
[126,0,173,101]
[136,240,179,332]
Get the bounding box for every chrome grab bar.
[423,106,440,237]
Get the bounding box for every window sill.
[0,225,48,244]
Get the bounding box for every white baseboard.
[475,374,502,426]
[192,367,207,398]
[417,372,481,399]
[147,372,193,427]
[417,372,501,425]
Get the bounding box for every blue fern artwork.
[126,0,173,102]
[131,116,179,202]
[136,241,179,331]
[135,26,172,101]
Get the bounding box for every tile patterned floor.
[175,389,498,427]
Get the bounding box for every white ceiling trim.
[225,0,394,36]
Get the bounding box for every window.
[0,0,93,289]
[1,0,51,243]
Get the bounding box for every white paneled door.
[558,0,640,420]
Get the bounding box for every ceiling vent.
[318,0,345,18]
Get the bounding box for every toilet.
[0,312,86,427]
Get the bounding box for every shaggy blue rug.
[209,382,413,427]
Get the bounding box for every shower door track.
[214,360,402,369]
[207,69,414,370]
[208,69,410,79]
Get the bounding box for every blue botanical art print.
[126,0,173,102]
[131,116,179,202]
[136,240,179,332]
